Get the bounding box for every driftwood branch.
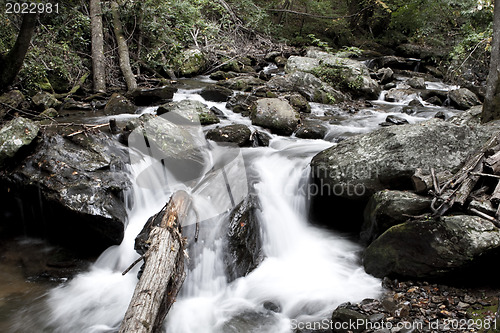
[119,191,191,333]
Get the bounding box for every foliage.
[311,63,363,94]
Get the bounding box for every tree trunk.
[119,191,191,333]
[110,0,137,92]
[0,13,37,91]
[90,0,106,93]
[482,0,500,123]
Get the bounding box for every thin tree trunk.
[90,0,106,93]
[482,0,500,123]
[110,0,137,92]
[0,13,37,90]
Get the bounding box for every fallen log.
[119,190,191,333]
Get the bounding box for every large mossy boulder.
[267,71,346,104]
[200,85,233,102]
[224,195,263,282]
[157,99,219,125]
[32,91,61,111]
[206,124,252,147]
[250,98,300,136]
[0,117,40,167]
[363,215,500,279]
[217,75,265,92]
[284,56,320,73]
[0,130,130,253]
[0,90,25,119]
[176,48,207,77]
[361,190,431,244]
[104,93,137,115]
[309,119,491,231]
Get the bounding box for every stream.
[2,70,462,332]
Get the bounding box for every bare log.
[485,150,500,174]
[119,191,191,333]
[455,157,484,206]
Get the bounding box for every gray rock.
[449,88,481,110]
[0,130,130,253]
[126,85,177,106]
[200,85,233,102]
[361,190,431,244]
[310,119,489,201]
[407,77,426,89]
[157,99,219,125]
[367,56,421,71]
[0,117,39,166]
[287,93,311,113]
[285,56,320,73]
[250,98,300,136]
[104,93,137,115]
[384,115,409,125]
[331,306,369,333]
[224,196,263,282]
[376,68,394,84]
[218,75,265,92]
[226,94,258,116]
[32,91,61,111]
[206,124,252,147]
[209,71,238,81]
[363,215,500,279]
[176,48,207,77]
[0,90,25,119]
[295,120,328,139]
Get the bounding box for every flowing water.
[4,72,462,332]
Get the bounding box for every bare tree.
[110,0,137,92]
[90,0,106,93]
[482,0,500,123]
[0,13,38,91]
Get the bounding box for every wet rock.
[407,77,426,90]
[176,48,207,76]
[449,88,481,110]
[0,117,40,167]
[224,196,263,282]
[0,130,130,254]
[295,120,328,139]
[104,93,137,115]
[376,68,394,84]
[126,85,177,106]
[0,90,25,119]
[408,99,423,107]
[274,56,288,67]
[287,93,311,113]
[250,130,272,147]
[218,75,265,92]
[209,71,238,81]
[32,91,61,111]
[331,306,369,333]
[226,94,258,116]
[425,96,443,106]
[361,190,431,244]
[434,111,446,119]
[250,98,300,136]
[363,215,500,279]
[206,124,252,147]
[309,118,490,231]
[383,115,409,126]
[267,72,346,104]
[367,56,421,71]
[200,85,233,102]
[385,88,416,103]
[157,99,219,125]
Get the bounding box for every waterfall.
[10,88,382,333]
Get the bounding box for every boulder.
[157,99,219,125]
[176,48,207,77]
[250,130,272,147]
[32,91,61,111]
[200,85,233,102]
[361,190,431,244]
[209,71,238,81]
[206,124,252,147]
[363,215,500,279]
[449,88,481,110]
[407,77,426,90]
[385,88,416,103]
[104,93,137,115]
[267,71,346,104]
[126,85,177,106]
[0,117,40,167]
[287,93,311,113]
[331,306,369,333]
[0,90,25,119]
[309,119,490,230]
[304,49,381,99]
[285,56,320,73]
[0,130,130,253]
[375,68,394,84]
[224,196,263,282]
[380,115,409,126]
[217,76,265,92]
[250,98,300,136]
[226,94,258,116]
[367,56,421,71]
[295,120,328,139]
